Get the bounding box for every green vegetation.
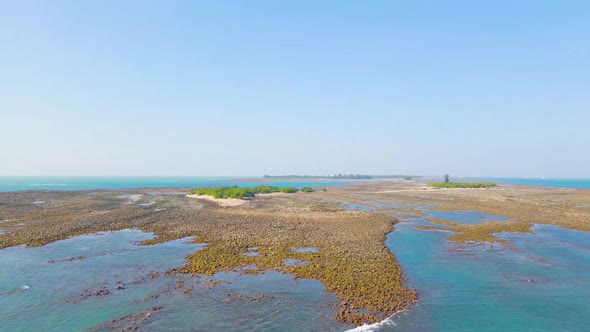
[301,186,314,192]
[189,186,255,199]
[427,182,497,188]
[279,186,299,193]
[189,185,301,199]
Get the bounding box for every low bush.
[189,185,302,199]
[427,182,497,189]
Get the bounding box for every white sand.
[256,192,290,197]
[118,194,143,204]
[186,192,293,207]
[186,194,249,207]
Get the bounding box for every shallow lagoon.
[3,208,590,331]
[378,213,590,332]
[0,230,349,331]
[423,210,508,224]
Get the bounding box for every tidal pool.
[375,214,590,332]
[5,208,588,331]
[0,230,350,331]
[424,210,508,224]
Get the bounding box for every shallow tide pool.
[3,209,590,331]
[376,212,590,332]
[0,230,349,331]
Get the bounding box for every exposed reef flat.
[0,185,416,325]
[2,180,590,325]
[334,179,590,243]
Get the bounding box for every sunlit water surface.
[2,206,590,331]
[375,212,590,332]
[0,230,349,331]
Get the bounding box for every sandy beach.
[186,192,291,207]
[185,194,250,207]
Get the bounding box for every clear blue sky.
[1,1,588,177]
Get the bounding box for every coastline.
[0,182,418,325]
[2,179,590,326]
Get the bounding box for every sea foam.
[345,314,400,332]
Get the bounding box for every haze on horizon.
[1,1,588,178]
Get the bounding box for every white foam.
[345,318,396,332]
[19,285,29,290]
[345,313,401,332]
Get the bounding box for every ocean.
[0,176,353,192]
[470,177,590,189]
[1,176,589,192]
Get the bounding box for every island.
[188,185,302,199]
[427,182,497,188]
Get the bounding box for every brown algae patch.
[416,216,533,243]
[175,209,417,325]
[417,219,534,243]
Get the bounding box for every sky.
[1,1,589,177]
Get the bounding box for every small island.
[427,174,497,188]
[427,182,497,188]
[188,185,314,199]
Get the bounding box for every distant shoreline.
[0,177,357,192]
[262,174,419,180]
[1,176,590,192]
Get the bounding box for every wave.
[345,311,404,332]
[346,319,397,332]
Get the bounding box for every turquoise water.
[3,176,588,191]
[424,210,508,224]
[0,230,349,331]
[0,176,352,192]
[376,214,590,331]
[469,178,590,189]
